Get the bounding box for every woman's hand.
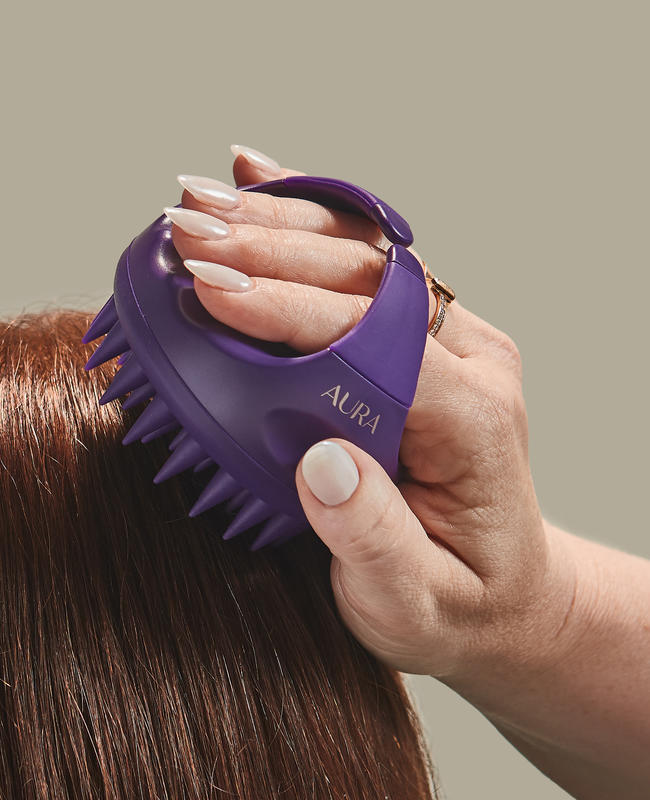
[166,145,575,683]
[166,145,650,800]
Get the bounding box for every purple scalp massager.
[82,176,430,549]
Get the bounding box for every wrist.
[516,518,585,675]
[438,517,584,712]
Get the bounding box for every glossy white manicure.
[184,260,252,292]
[177,175,241,209]
[163,207,230,239]
[301,441,360,506]
[230,144,281,174]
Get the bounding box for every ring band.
[422,262,456,338]
[428,291,448,337]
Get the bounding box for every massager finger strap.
[237,177,427,406]
[235,175,414,248]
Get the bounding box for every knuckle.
[268,195,291,229]
[246,225,283,279]
[461,361,530,467]
[347,294,372,329]
[495,330,519,356]
[501,333,521,362]
[488,382,516,422]
[475,374,524,433]
[280,287,312,345]
[511,384,528,427]
[344,491,405,563]
[492,330,523,376]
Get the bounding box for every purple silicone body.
[83,176,429,548]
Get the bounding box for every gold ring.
[422,262,455,338]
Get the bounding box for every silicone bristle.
[222,496,273,541]
[168,430,188,451]
[122,396,177,445]
[189,468,241,517]
[271,526,306,548]
[141,421,179,444]
[250,514,306,551]
[193,457,215,474]
[122,382,154,410]
[153,437,207,484]
[84,321,129,371]
[226,488,250,514]
[116,351,132,366]
[82,296,118,343]
[99,354,148,405]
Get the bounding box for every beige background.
[2,1,648,797]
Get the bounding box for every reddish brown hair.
[0,310,438,799]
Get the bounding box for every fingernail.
[183,259,252,292]
[301,441,359,506]
[163,207,230,239]
[230,144,281,174]
[177,174,241,210]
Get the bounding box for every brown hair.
[0,309,438,799]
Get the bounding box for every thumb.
[295,438,433,580]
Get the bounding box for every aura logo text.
[320,385,380,434]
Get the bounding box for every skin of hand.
[168,148,650,799]
[168,149,572,683]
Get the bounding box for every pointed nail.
[230,144,281,174]
[300,441,359,506]
[177,175,241,210]
[163,207,229,239]
[184,260,252,292]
